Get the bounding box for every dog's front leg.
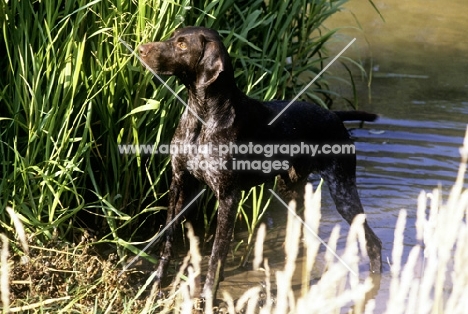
[155,171,198,290]
[202,190,241,300]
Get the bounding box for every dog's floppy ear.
[196,37,226,87]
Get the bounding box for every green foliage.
[0,0,369,256]
[189,0,353,106]
[236,180,276,267]
[0,0,190,245]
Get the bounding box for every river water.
[217,0,468,311]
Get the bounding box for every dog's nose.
[139,44,150,57]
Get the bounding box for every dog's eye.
[176,42,187,50]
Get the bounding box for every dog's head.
[139,26,232,88]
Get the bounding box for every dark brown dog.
[139,26,382,298]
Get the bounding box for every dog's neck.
[185,76,244,129]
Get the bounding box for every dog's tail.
[334,110,378,122]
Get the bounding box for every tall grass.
[0,0,189,246]
[191,0,361,106]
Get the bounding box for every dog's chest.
[172,127,234,183]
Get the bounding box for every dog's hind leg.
[276,166,308,209]
[320,158,382,273]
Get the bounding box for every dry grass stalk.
[302,183,321,296]
[5,207,29,256]
[1,234,10,313]
[5,125,468,313]
[386,125,468,314]
[253,224,266,271]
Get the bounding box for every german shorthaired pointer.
[138,26,382,299]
